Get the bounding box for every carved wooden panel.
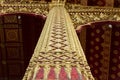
[0,14,24,80]
[5,29,19,42]
[6,47,21,60]
[4,15,17,23]
[8,64,21,76]
[0,13,46,80]
[4,24,19,28]
[0,28,4,42]
[7,61,24,80]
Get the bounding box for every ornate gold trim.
[22,6,94,80]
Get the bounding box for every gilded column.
[22,6,94,80]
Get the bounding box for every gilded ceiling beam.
[65,4,120,28]
[0,3,49,15]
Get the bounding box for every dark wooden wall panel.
[6,47,21,59]
[0,13,46,80]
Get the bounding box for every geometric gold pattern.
[22,6,94,80]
